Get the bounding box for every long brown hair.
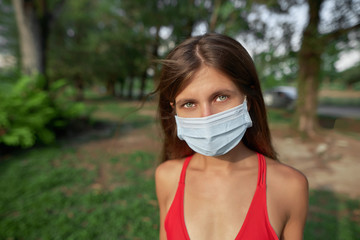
[154,33,278,162]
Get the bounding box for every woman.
[155,33,308,240]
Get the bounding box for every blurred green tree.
[48,0,98,100]
[340,63,360,89]
[254,49,298,89]
[250,0,360,137]
[11,0,65,89]
[296,0,359,137]
[0,0,19,75]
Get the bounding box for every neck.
[194,142,255,172]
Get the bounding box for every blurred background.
[0,0,359,239]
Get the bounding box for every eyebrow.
[175,89,238,106]
[175,98,197,106]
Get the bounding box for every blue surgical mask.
[175,99,252,156]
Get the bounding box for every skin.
[155,66,309,240]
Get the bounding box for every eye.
[216,95,228,102]
[183,102,195,108]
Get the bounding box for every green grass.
[90,100,154,124]
[305,190,360,240]
[0,149,159,240]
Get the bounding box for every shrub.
[0,75,88,148]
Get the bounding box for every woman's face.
[174,66,245,118]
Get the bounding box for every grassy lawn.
[0,148,159,240]
[1,99,359,239]
[306,190,360,240]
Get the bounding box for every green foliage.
[0,75,88,148]
[340,64,360,88]
[0,0,18,59]
[320,42,341,83]
[254,50,298,89]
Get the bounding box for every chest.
[183,170,258,240]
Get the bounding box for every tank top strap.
[257,153,266,187]
[179,155,193,184]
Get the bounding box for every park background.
[0,0,360,239]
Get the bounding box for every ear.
[170,102,177,115]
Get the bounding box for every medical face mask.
[175,99,252,156]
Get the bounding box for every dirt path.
[272,127,360,198]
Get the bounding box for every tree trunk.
[297,53,322,138]
[183,0,196,38]
[12,0,51,89]
[209,0,223,32]
[296,0,324,138]
[38,0,50,90]
[75,74,84,101]
[12,0,42,75]
[138,70,147,100]
[119,77,125,98]
[106,78,116,97]
[151,25,161,92]
[127,77,135,100]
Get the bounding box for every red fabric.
[165,153,279,240]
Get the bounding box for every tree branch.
[323,22,360,42]
[209,0,222,32]
[48,0,66,25]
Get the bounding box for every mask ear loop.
[243,96,250,111]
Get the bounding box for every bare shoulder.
[155,158,186,204]
[266,158,309,214]
[156,158,187,239]
[266,158,308,191]
[155,158,185,185]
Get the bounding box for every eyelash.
[181,95,229,109]
[216,95,229,102]
[182,102,195,108]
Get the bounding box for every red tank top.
[164,153,279,240]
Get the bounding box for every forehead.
[175,66,241,99]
